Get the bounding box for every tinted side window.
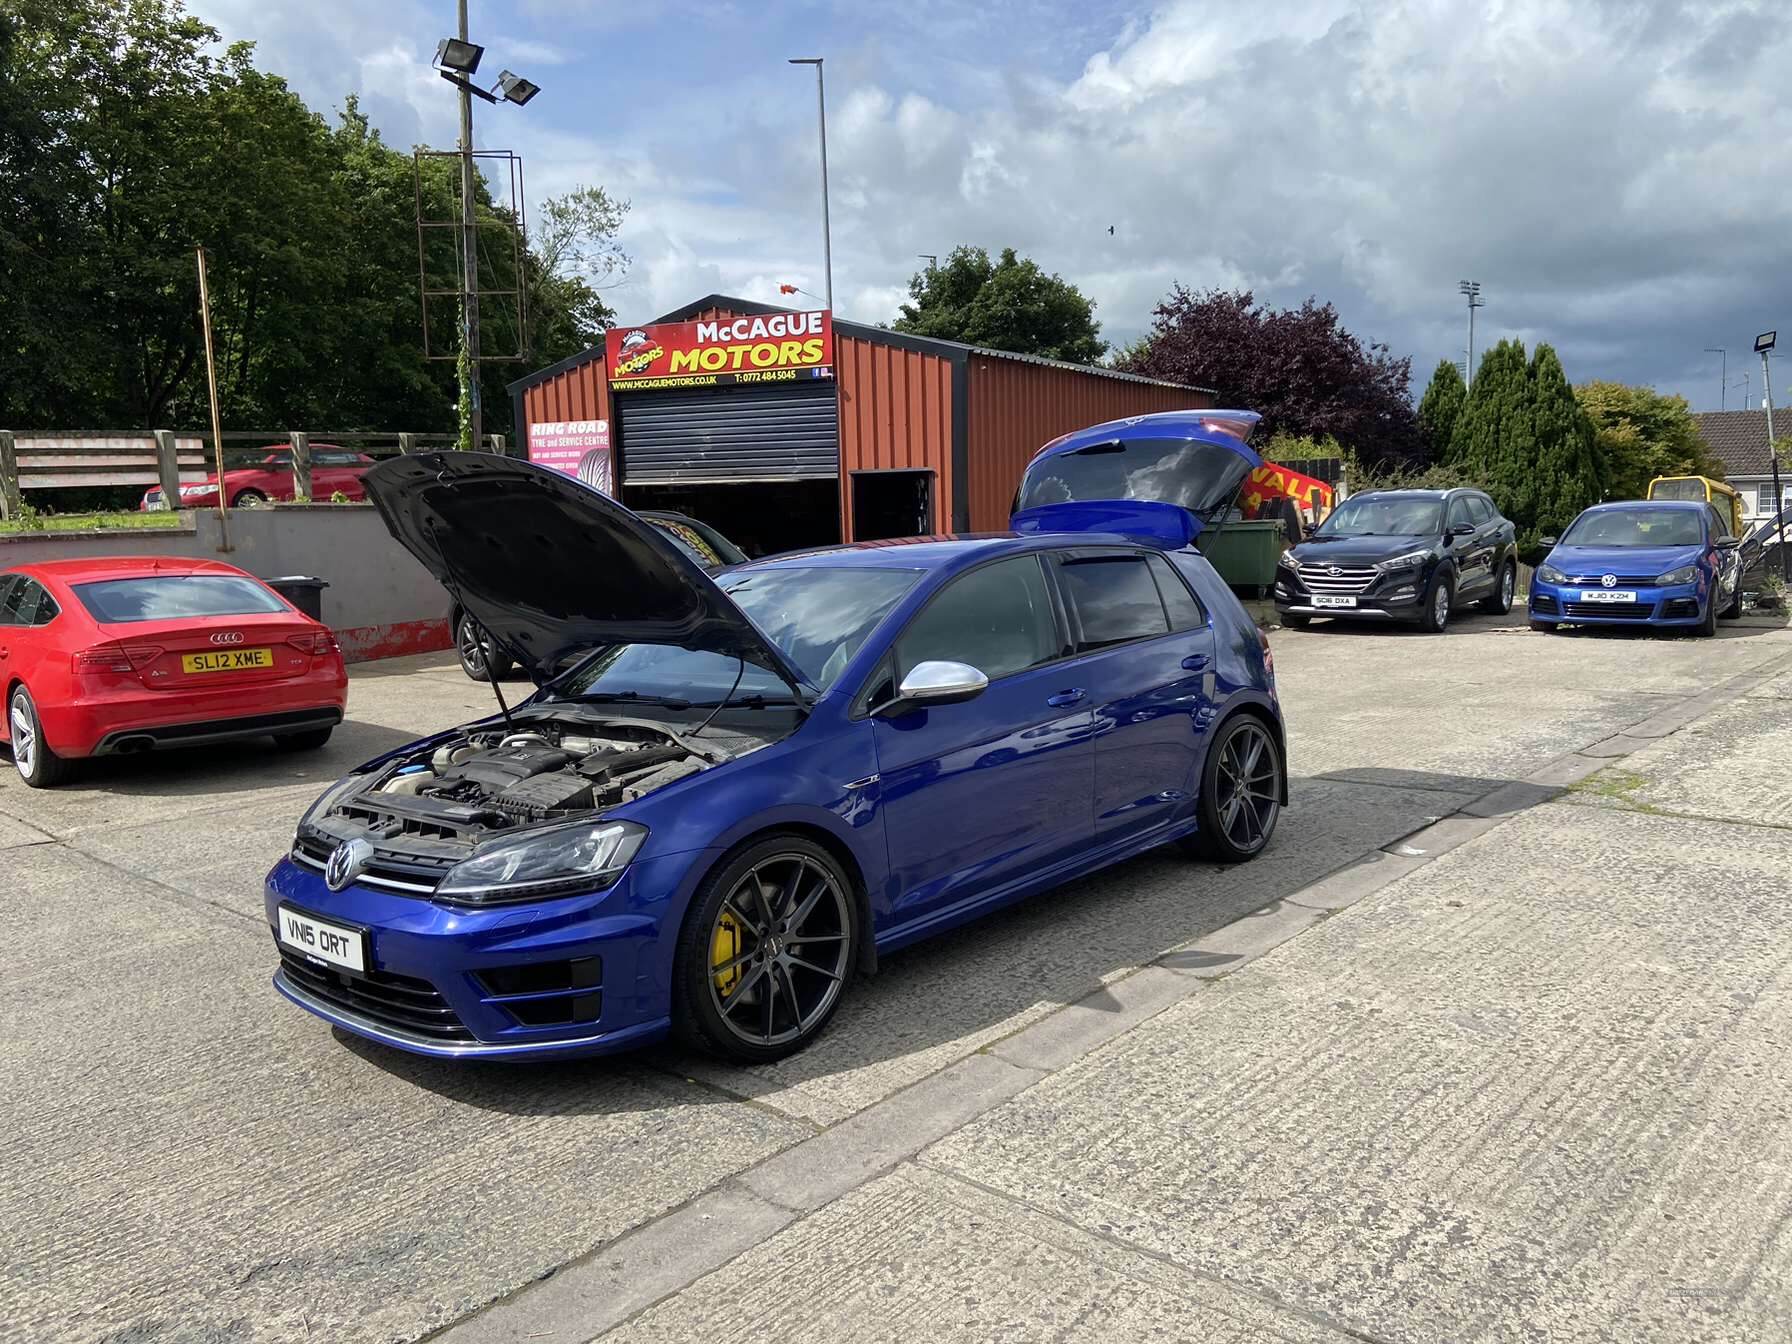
[1467,496,1494,525]
[0,576,20,625]
[11,579,52,626]
[1707,506,1731,541]
[1059,554,1170,651]
[1147,553,1206,630]
[896,556,1058,683]
[1446,496,1475,530]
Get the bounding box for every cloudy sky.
[198,0,1791,413]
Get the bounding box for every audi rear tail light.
[74,643,161,676]
[286,631,338,656]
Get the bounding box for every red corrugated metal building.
[509,294,1212,554]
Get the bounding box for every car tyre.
[1178,713,1283,864]
[673,834,859,1063]
[8,685,76,788]
[1480,561,1516,615]
[1419,570,1454,633]
[1530,619,1559,634]
[1279,613,1310,629]
[232,488,271,509]
[456,612,513,681]
[1697,590,1719,638]
[1722,588,1743,620]
[273,727,333,751]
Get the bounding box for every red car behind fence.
[139,447,375,510]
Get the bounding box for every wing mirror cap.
[1447,522,1476,538]
[1539,536,1559,548]
[874,660,989,718]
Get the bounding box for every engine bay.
[312,713,770,847]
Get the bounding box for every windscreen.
[1648,478,1708,503]
[1015,439,1250,516]
[75,575,289,623]
[1313,495,1442,537]
[1560,509,1704,548]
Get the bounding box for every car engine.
[314,715,759,845]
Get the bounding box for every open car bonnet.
[363,452,815,693]
[1009,410,1262,545]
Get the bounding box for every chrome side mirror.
[876,660,989,717]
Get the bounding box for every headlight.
[1276,551,1300,571]
[1537,564,1568,584]
[1375,549,1431,572]
[179,483,214,497]
[1659,564,1698,586]
[437,819,648,904]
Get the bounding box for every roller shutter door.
[618,381,839,484]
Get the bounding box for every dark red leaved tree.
[1122,287,1424,465]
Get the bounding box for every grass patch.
[0,509,189,535]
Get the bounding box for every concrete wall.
[0,506,452,662]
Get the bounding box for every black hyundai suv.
[1273,488,1518,633]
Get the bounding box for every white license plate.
[1312,594,1358,609]
[1578,589,1637,603]
[277,905,366,972]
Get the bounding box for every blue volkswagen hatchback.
[1528,500,1743,636]
[267,412,1285,1062]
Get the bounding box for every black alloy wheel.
[1180,714,1283,864]
[675,836,858,1062]
[456,613,512,681]
[1419,570,1454,633]
[1480,561,1516,615]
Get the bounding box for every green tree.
[1448,339,1531,473]
[894,246,1106,363]
[1575,381,1725,501]
[1416,359,1466,462]
[1521,344,1603,544]
[0,0,623,445]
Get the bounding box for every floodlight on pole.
[1705,347,1726,411]
[495,70,540,105]
[433,3,540,454]
[1458,280,1485,385]
[434,37,484,74]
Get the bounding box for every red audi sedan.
[0,558,348,787]
[138,446,374,510]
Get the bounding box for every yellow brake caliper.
[712,910,744,995]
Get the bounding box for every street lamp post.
[1705,347,1727,411]
[1759,331,1787,581]
[1459,281,1484,384]
[788,58,834,312]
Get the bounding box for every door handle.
[1181,654,1208,672]
[1046,689,1086,707]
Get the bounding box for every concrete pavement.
[5,611,1792,1342]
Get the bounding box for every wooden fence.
[0,429,509,518]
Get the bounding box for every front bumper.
[1273,568,1427,622]
[1527,579,1702,626]
[264,850,705,1060]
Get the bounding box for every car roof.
[734,531,1144,572]
[1351,488,1474,500]
[1582,499,1707,513]
[6,556,251,583]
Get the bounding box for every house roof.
[510,293,1214,397]
[1691,408,1786,477]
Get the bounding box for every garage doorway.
[851,470,935,542]
[623,481,840,559]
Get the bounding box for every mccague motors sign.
[605,309,834,391]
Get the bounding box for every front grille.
[291,833,451,894]
[1296,562,1379,594]
[1562,574,1660,587]
[1563,601,1657,620]
[276,946,473,1041]
[477,956,604,1029]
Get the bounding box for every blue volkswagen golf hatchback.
[267,412,1285,1062]
[1529,500,1743,636]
